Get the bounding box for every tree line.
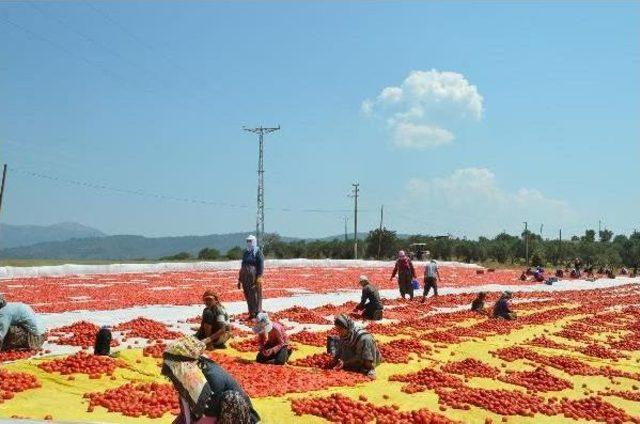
[161,228,640,270]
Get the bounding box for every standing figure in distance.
[238,235,264,319]
[390,250,416,300]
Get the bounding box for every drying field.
[1,261,640,424]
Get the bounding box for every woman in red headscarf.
[390,250,416,300]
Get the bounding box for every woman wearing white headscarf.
[238,235,265,319]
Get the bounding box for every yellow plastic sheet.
[2,313,640,424]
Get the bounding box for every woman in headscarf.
[327,314,382,379]
[390,250,416,300]
[252,312,291,365]
[195,290,231,349]
[161,336,260,424]
[238,235,265,319]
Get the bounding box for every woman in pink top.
[252,312,291,365]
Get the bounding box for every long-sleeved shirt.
[258,322,288,356]
[0,303,45,341]
[241,248,265,277]
[357,284,382,310]
[493,298,512,319]
[200,357,260,423]
[391,258,416,279]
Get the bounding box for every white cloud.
[393,122,454,149]
[404,168,574,237]
[362,69,483,149]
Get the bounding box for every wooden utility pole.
[0,164,7,218]
[377,205,384,259]
[350,183,360,259]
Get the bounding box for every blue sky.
[1,2,638,239]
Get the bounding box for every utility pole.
[343,217,348,242]
[558,228,562,265]
[243,126,280,245]
[598,220,602,234]
[523,221,529,265]
[540,224,544,237]
[350,183,360,259]
[0,164,7,219]
[377,205,384,259]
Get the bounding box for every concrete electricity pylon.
[243,125,280,244]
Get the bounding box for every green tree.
[160,251,191,261]
[198,248,220,260]
[599,229,613,243]
[226,246,243,260]
[365,228,399,259]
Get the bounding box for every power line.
[10,165,358,214]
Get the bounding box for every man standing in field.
[421,252,440,302]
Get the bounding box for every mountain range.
[0,223,368,260]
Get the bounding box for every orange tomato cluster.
[290,352,334,368]
[435,387,559,417]
[498,367,573,392]
[389,368,464,394]
[378,338,432,364]
[558,396,640,423]
[142,342,166,359]
[230,337,259,352]
[50,321,119,348]
[291,393,458,424]
[441,358,500,379]
[290,330,336,347]
[38,351,126,377]
[272,306,331,325]
[0,349,38,363]
[0,369,41,403]
[85,382,179,418]
[114,317,182,341]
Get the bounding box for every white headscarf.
[246,235,259,253]
[252,311,272,334]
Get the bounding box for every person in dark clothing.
[238,235,265,319]
[555,269,564,278]
[574,258,582,274]
[253,312,291,365]
[162,336,260,424]
[390,250,416,299]
[471,292,487,314]
[493,291,516,320]
[94,326,112,356]
[354,275,383,320]
[195,290,231,349]
[533,267,545,283]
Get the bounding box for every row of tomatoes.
[84,382,179,419]
[38,351,126,377]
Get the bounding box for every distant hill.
[0,222,105,249]
[0,232,257,261]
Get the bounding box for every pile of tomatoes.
[230,337,259,352]
[272,306,331,325]
[50,321,119,348]
[0,369,41,403]
[441,359,500,379]
[85,381,179,418]
[558,396,639,423]
[114,317,182,340]
[499,367,573,392]
[289,330,334,347]
[38,351,126,377]
[435,387,559,417]
[290,352,333,368]
[291,393,458,424]
[525,336,573,351]
[389,368,463,394]
[0,349,38,363]
[579,344,628,361]
[378,338,432,364]
[142,342,167,359]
